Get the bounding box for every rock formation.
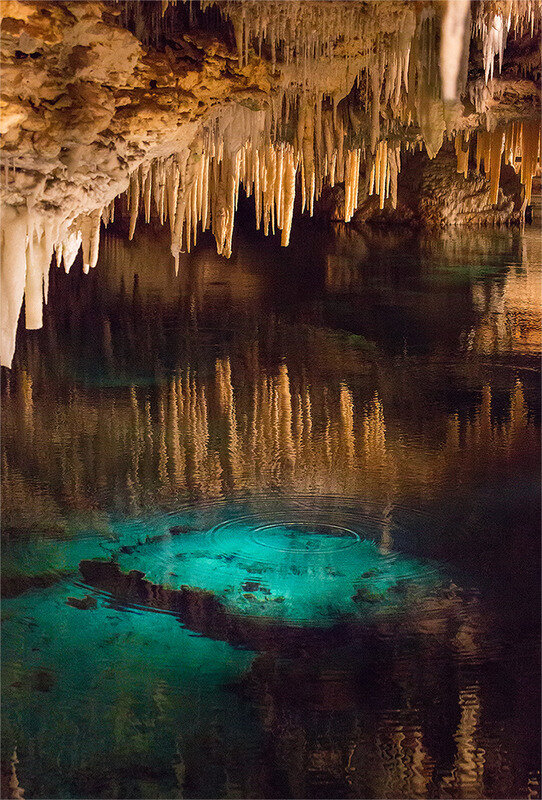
[1,0,540,366]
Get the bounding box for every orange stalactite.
[520,119,541,204]
[488,127,505,205]
[466,121,542,206]
[455,130,470,177]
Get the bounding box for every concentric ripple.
[85,497,448,627]
[249,522,361,553]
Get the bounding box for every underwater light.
[78,507,445,635]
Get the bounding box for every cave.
[1,2,541,799]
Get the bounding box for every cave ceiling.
[0,0,540,367]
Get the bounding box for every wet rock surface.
[66,594,98,610]
[78,556,478,655]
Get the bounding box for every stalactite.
[24,229,53,330]
[483,13,509,83]
[1,208,29,366]
[519,119,541,204]
[80,209,102,273]
[60,230,83,274]
[366,140,400,210]
[128,169,140,240]
[281,146,296,246]
[455,130,470,177]
[440,0,471,102]
[473,120,541,206]
[488,127,505,204]
[344,149,361,222]
[389,144,400,209]
[471,0,542,123]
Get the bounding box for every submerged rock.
[352,586,385,604]
[169,524,200,535]
[31,668,56,693]
[77,556,470,653]
[77,558,371,651]
[66,594,98,610]
[241,580,261,592]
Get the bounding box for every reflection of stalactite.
[376,717,431,799]
[440,686,485,798]
[443,381,532,467]
[7,750,25,800]
[158,393,168,492]
[216,358,242,485]
[509,378,529,442]
[339,383,355,467]
[277,364,295,468]
[468,235,542,355]
[380,502,394,553]
[527,772,541,800]
[447,412,461,452]
[361,392,387,464]
[168,376,185,489]
[21,369,33,435]
[2,358,536,517]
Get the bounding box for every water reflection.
[1,356,536,523]
[1,219,540,799]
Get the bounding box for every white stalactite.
[440,0,471,102]
[1,207,28,367]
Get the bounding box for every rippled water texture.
[1,209,541,799]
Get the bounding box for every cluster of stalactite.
[127,0,541,157]
[203,0,541,115]
[119,122,404,268]
[205,0,539,82]
[0,205,103,368]
[2,107,539,368]
[76,115,542,274]
[454,119,541,205]
[472,0,540,82]
[134,0,542,115]
[2,0,542,367]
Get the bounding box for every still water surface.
[1,210,540,799]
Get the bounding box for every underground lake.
[1,2,541,799]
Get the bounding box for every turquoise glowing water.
[107,510,442,625]
[1,217,540,798]
[2,582,257,799]
[1,501,447,797]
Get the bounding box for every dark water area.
[1,207,541,799]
